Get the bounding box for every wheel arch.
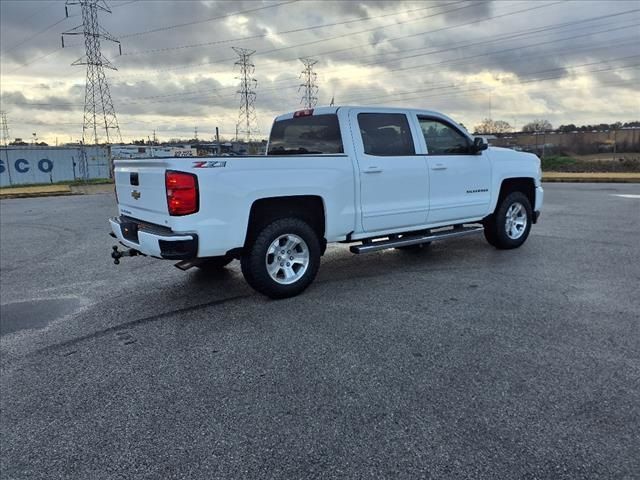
[244,195,327,252]
[492,177,536,215]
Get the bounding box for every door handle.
[431,163,447,170]
[364,166,382,173]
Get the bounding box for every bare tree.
[522,119,553,132]
[473,118,513,134]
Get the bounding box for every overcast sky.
[1,0,638,144]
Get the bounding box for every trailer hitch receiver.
[111,245,140,265]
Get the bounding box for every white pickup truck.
[110,106,543,298]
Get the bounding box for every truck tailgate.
[114,160,171,226]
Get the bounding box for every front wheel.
[241,217,321,299]
[484,191,532,249]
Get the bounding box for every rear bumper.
[109,216,198,260]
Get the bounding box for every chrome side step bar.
[350,225,484,254]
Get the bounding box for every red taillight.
[166,170,198,216]
[293,108,314,118]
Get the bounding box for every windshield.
[267,114,344,155]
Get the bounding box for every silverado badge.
[131,190,141,200]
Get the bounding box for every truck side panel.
[116,155,355,257]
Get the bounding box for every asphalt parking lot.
[1,183,639,479]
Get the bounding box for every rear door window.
[357,113,416,156]
[268,114,343,155]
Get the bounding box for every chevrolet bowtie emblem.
[131,190,141,200]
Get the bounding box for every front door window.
[419,118,471,155]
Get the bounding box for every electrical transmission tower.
[299,57,318,109]
[62,0,122,145]
[232,47,258,143]
[0,112,10,146]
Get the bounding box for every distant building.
[111,145,197,159]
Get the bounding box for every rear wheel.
[241,217,321,299]
[484,191,532,249]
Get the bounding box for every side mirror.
[472,136,488,154]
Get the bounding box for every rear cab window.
[357,113,415,156]
[268,114,344,155]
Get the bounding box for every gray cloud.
[1,0,638,142]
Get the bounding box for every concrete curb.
[542,173,640,183]
[0,182,114,199]
[70,184,115,195]
[0,185,74,199]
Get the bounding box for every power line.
[0,17,68,56]
[348,9,640,70]
[8,36,637,112]
[118,1,467,57]
[383,22,640,74]
[0,0,137,72]
[112,0,475,77]
[7,79,636,143]
[4,1,637,130]
[106,8,637,104]
[63,0,122,145]
[343,61,640,106]
[2,47,69,75]
[118,0,299,39]
[115,25,639,108]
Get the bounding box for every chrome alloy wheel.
[265,234,310,285]
[505,201,528,240]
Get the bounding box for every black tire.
[241,217,321,299]
[482,221,498,247]
[196,255,233,270]
[484,191,532,249]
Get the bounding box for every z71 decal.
[193,160,227,168]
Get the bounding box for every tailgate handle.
[130,172,139,186]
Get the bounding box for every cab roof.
[275,105,454,122]
[274,106,468,138]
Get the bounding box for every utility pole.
[62,0,122,146]
[0,111,9,146]
[299,57,318,109]
[215,127,220,156]
[232,47,258,144]
[194,126,198,142]
[0,112,12,185]
[488,92,492,121]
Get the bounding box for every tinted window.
[268,114,343,155]
[358,113,415,156]
[419,118,470,155]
